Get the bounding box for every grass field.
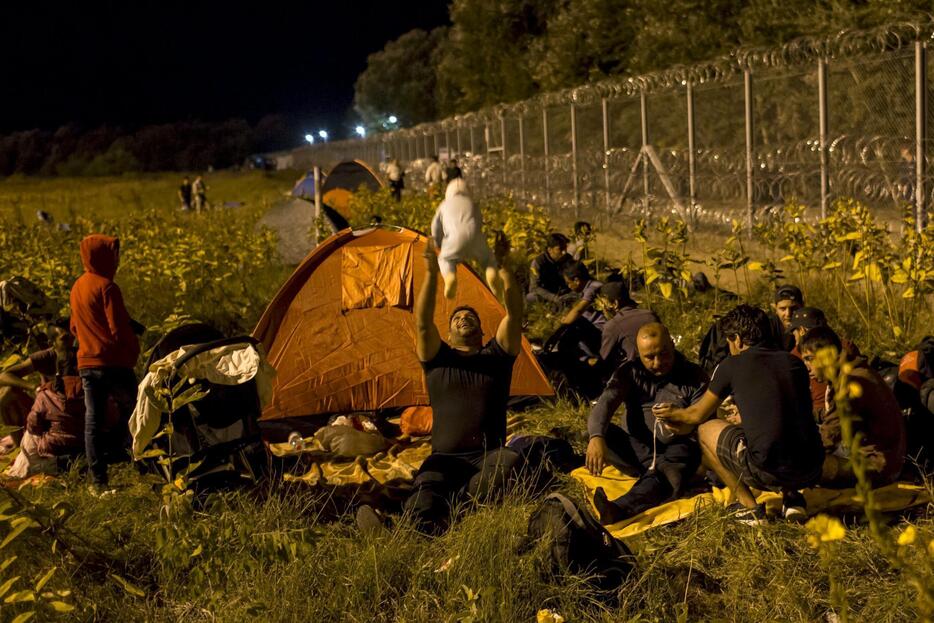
[0,174,932,622]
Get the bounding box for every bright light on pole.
[355,125,366,138]
[304,134,315,144]
[318,130,328,141]
[387,115,398,124]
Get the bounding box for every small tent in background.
[290,171,318,200]
[319,160,383,216]
[253,226,553,421]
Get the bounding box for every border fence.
[284,21,934,233]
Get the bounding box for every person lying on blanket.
[654,304,824,525]
[586,322,708,525]
[356,231,524,535]
[798,326,906,487]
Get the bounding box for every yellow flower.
[897,525,916,546]
[805,515,846,548]
[927,539,934,557]
[537,610,566,623]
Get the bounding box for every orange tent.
[253,226,553,421]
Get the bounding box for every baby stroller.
[137,323,270,491]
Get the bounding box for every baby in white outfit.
[430,179,504,300]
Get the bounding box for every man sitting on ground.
[655,304,823,523]
[526,233,572,304]
[787,306,861,418]
[798,326,906,486]
[698,284,802,373]
[598,282,660,373]
[359,232,523,535]
[541,262,605,398]
[586,323,708,524]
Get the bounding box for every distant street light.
[355,125,366,138]
[304,134,315,144]
[318,130,329,141]
[388,115,398,124]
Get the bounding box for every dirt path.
[259,198,316,265]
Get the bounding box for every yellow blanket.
[270,436,433,489]
[572,466,932,540]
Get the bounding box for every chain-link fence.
[282,21,933,234]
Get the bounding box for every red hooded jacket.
[69,234,140,369]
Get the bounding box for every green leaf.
[11,612,35,623]
[109,574,146,598]
[1,555,17,573]
[0,522,31,550]
[0,425,22,437]
[48,601,75,613]
[34,567,56,592]
[0,575,20,599]
[658,281,673,299]
[747,261,763,271]
[5,589,36,603]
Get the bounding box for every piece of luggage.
[522,492,633,594]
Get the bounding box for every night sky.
[2,1,450,139]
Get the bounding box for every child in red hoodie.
[70,234,140,489]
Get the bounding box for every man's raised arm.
[493,232,523,356]
[416,239,442,362]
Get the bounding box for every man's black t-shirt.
[709,346,823,484]
[179,183,192,202]
[422,339,517,454]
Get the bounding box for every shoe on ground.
[356,504,389,535]
[725,502,767,526]
[781,490,808,523]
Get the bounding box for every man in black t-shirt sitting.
[655,305,823,524]
[396,232,524,534]
[586,323,708,524]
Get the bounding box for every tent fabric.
[572,465,932,540]
[253,226,553,421]
[341,243,414,310]
[291,172,317,200]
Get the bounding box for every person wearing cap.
[798,326,906,486]
[698,284,802,374]
[788,307,862,418]
[598,282,660,373]
[769,284,804,351]
[587,323,708,525]
[526,233,573,304]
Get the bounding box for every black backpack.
[522,492,633,594]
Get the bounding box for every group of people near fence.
[2,175,932,537]
[381,155,463,202]
[357,177,933,533]
[178,175,209,212]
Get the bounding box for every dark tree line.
[0,115,297,177]
[353,0,933,128]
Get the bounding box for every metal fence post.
[602,97,611,218]
[500,115,507,189]
[916,40,927,233]
[686,81,697,226]
[543,107,551,209]
[744,68,755,235]
[469,124,476,155]
[445,129,450,158]
[434,131,439,156]
[519,113,526,203]
[571,102,580,218]
[818,58,829,219]
[456,125,462,156]
[640,90,650,218]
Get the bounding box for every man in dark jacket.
[598,282,659,373]
[526,233,572,304]
[587,323,707,524]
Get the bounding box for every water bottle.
[288,431,305,452]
